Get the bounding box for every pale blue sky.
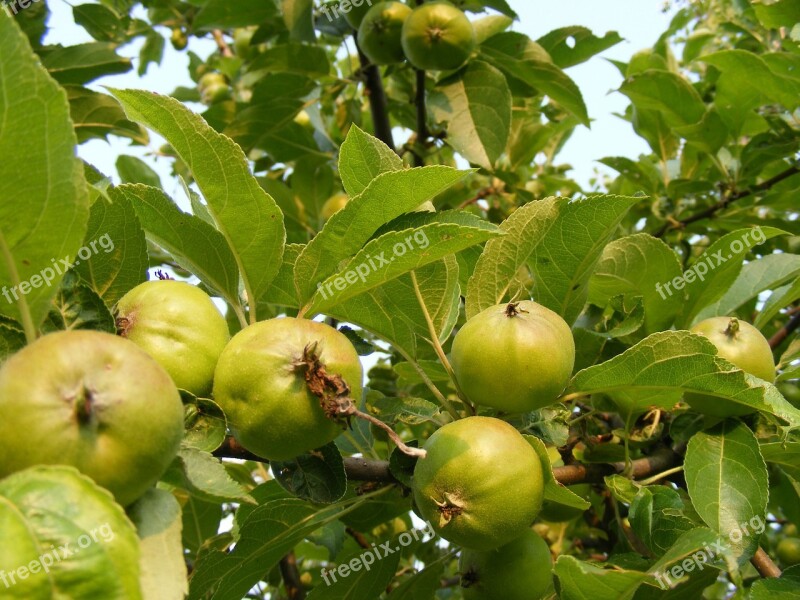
[44,0,679,194]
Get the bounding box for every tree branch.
[654,163,800,237]
[211,30,234,58]
[414,69,428,167]
[355,41,395,152]
[214,437,682,486]
[279,551,306,600]
[769,312,800,350]
[750,547,781,579]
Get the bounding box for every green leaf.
[261,243,304,307]
[536,26,623,68]
[116,156,162,189]
[249,43,329,77]
[110,184,240,309]
[0,323,25,362]
[72,3,127,43]
[645,527,733,591]
[187,493,367,599]
[429,60,512,170]
[695,253,800,321]
[628,487,697,556]
[570,330,800,423]
[472,14,514,44]
[305,544,401,599]
[193,0,279,29]
[752,0,800,29]
[678,227,786,328]
[554,555,648,600]
[40,42,132,85]
[0,12,89,333]
[619,70,706,128]
[749,565,800,598]
[525,435,591,511]
[466,195,639,324]
[481,32,589,125]
[294,166,469,304]
[389,556,447,599]
[109,89,286,313]
[339,125,403,197]
[183,398,228,454]
[701,50,800,113]
[138,32,164,77]
[369,396,441,426]
[43,270,115,333]
[224,73,316,152]
[759,442,800,481]
[128,489,188,600]
[164,446,251,504]
[589,233,683,334]
[684,420,768,557]
[306,221,501,315]
[281,0,315,42]
[325,257,460,359]
[73,188,148,306]
[66,86,147,144]
[271,442,347,504]
[605,475,640,505]
[0,465,141,599]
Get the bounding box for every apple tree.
[1,0,799,598]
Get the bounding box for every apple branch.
[355,40,395,152]
[750,547,782,579]
[215,437,681,486]
[279,552,306,600]
[769,311,800,349]
[413,69,428,167]
[654,163,800,237]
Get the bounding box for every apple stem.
[338,400,427,459]
[725,317,740,337]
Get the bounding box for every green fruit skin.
[401,2,476,71]
[451,301,575,413]
[343,0,374,28]
[778,382,800,408]
[0,330,185,506]
[685,317,775,417]
[459,529,553,600]
[213,318,363,461]
[413,416,544,551]
[116,280,230,397]
[776,537,800,566]
[358,2,412,65]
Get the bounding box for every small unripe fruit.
[116,280,230,397]
[685,317,775,416]
[413,416,544,550]
[451,301,575,413]
[401,2,476,71]
[460,528,553,599]
[213,318,363,461]
[0,331,184,506]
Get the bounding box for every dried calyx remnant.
[505,301,527,318]
[435,492,464,527]
[72,384,95,426]
[297,342,427,458]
